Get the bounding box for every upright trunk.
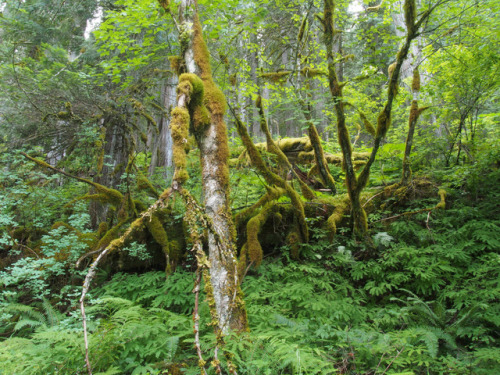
[149,73,176,178]
[324,0,430,237]
[174,0,247,333]
[402,69,428,184]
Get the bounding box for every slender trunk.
[149,73,176,178]
[175,0,247,333]
[402,69,428,184]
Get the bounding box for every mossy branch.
[232,109,309,243]
[21,152,123,207]
[256,96,316,200]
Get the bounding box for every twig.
[381,346,405,375]
[363,190,384,208]
[79,246,111,375]
[426,210,432,230]
[374,208,431,223]
[16,243,40,259]
[193,269,208,375]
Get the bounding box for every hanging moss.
[260,71,291,84]
[235,186,285,226]
[145,212,173,274]
[22,153,124,208]
[300,67,327,78]
[246,204,271,268]
[229,74,237,86]
[168,55,182,75]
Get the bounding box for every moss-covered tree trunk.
[402,69,428,184]
[174,0,247,333]
[323,0,435,237]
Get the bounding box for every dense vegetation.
[0,0,499,374]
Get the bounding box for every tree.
[161,0,248,333]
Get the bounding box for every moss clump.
[246,207,267,268]
[145,212,174,274]
[276,137,312,153]
[137,174,159,198]
[412,68,421,92]
[168,55,182,75]
[300,67,327,77]
[286,230,301,259]
[436,189,446,209]
[260,71,291,84]
[325,196,350,240]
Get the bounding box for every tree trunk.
[175,0,248,333]
[149,73,176,178]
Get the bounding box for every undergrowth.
[0,158,499,374]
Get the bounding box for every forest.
[0,0,498,374]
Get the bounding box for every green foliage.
[0,0,499,374]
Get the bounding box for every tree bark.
[174,0,248,333]
[149,73,176,178]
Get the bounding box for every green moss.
[300,67,327,77]
[246,201,284,268]
[260,71,291,84]
[145,212,173,274]
[168,55,182,75]
[376,106,391,139]
[325,196,350,240]
[286,230,301,259]
[412,68,421,92]
[137,174,159,198]
[276,137,312,152]
[298,16,308,42]
[308,122,336,194]
[94,220,128,252]
[97,222,108,238]
[171,107,190,184]
[235,186,285,226]
[436,189,446,209]
[404,0,417,32]
[359,112,376,137]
